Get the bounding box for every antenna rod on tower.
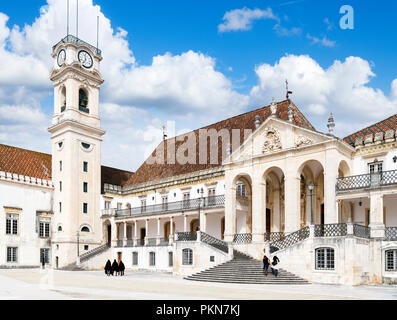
[76,0,79,38]
[96,15,99,51]
[67,0,70,36]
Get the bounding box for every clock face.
[57,49,66,67]
[78,50,93,69]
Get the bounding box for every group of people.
[263,255,280,277]
[104,259,125,276]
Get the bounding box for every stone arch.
[338,160,351,178]
[263,166,285,233]
[298,160,325,226]
[103,219,112,245]
[78,87,89,112]
[60,85,66,112]
[233,173,253,235]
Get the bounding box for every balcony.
[336,170,397,193]
[102,195,225,219]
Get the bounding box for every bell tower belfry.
[48,35,105,268]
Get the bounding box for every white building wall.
[0,180,53,267]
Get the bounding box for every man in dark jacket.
[111,259,119,276]
[119,261,125,276]
[104,260,112,276]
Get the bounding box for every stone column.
[284,172,301,233]
[133,220,138,246]
[123,222,128,246]
[369,191,385,238]
[145,219,149,246]
[200,212,207,233]
[169,216,174,244]
[324,150,339,224]
[252,174,265,242]
[183,214,188,232]
[111,220,117,247]
[224,177,237,242]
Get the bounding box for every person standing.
[111,259,119,276]
[263,255,270,276]
[104,260,112,276]
[119,261,125,276]
[271,256,280,277]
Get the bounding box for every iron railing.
[101,208,116,217]
[80,244,110,262]
[135,239,145,247]
[201,232,229,253]
[385,227,397,241]
[146,238,157,246]
[158,238,170,246]
[353,224,370,239]
[116,240,123,247]
[125,240,134,247]
[112,195,225,218]
[314,223,347,237]
[233,233,252,244]
[270,226,310,253]
[336,170,397,192]
[176,232,197,241]
[53,34,102,56]
[264,232,285,242]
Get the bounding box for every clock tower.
[48,35,105,268]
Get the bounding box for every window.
[168,252,173,267]
[79,89,89,113]
[149,252,156,266]
[60,161,62,172]
[236,183,246,197]
[6,214,18,235]
[39,221,50,238]
[208,188,216,205]
[59,181,62,192]
[117,203,122,211]
[182,249,193,265]
[183,192,190,209]
[83,182,88,193]
[81,227,90,233]
[59,202,62,213]
[81,143,91,150]
[84,245,89,251]
[386,250,397,271]
[40,248,50,264]
[83,161,88,172]
[141,199,147,213]
[162,196,168,211]
[83,203,88,214]
[58,226,63,232]
[315,248,335,270]
[105,201,110,210]
[132,252,138,266]
[7,247,17,263]
[369,161,383,174]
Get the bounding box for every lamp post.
[198,188,204,232]
[308,182,315,225]
[76,231,80,257]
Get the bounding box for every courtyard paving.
[0,269,396,300]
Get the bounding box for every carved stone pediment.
[295,135,314,148]
[262,127,282,153]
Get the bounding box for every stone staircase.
[185,250,309,285]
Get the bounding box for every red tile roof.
[125,100,315,187]
[0,144,134,186]
[0,144,52,180]
[343,114,397,146]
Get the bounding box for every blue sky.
[0,0,396,171]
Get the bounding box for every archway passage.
[263,167,285,235]
[103,220,111,245]
[299,160,325,226]
[234,175,252,235]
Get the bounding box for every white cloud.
[218,7,278,33]
[307,33,336,47]
[273,24,302,37]
[250,54,397,136]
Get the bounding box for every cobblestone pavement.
[0,269,396,300]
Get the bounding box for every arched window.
[58,226,63,232]
[385,250,397,271]
[149,252,156,266]
[182,248,193,265]
[81,226,90,233]
[79,89,89,113]
[61,87,66,112]
[315,247,334,270]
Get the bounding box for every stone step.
[185,278,308,284]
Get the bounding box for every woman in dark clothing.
[119,261,125,276]
[263,255,270,276]
[271,256,280,277]
[104,260,112,276]
[111,259,119,276]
